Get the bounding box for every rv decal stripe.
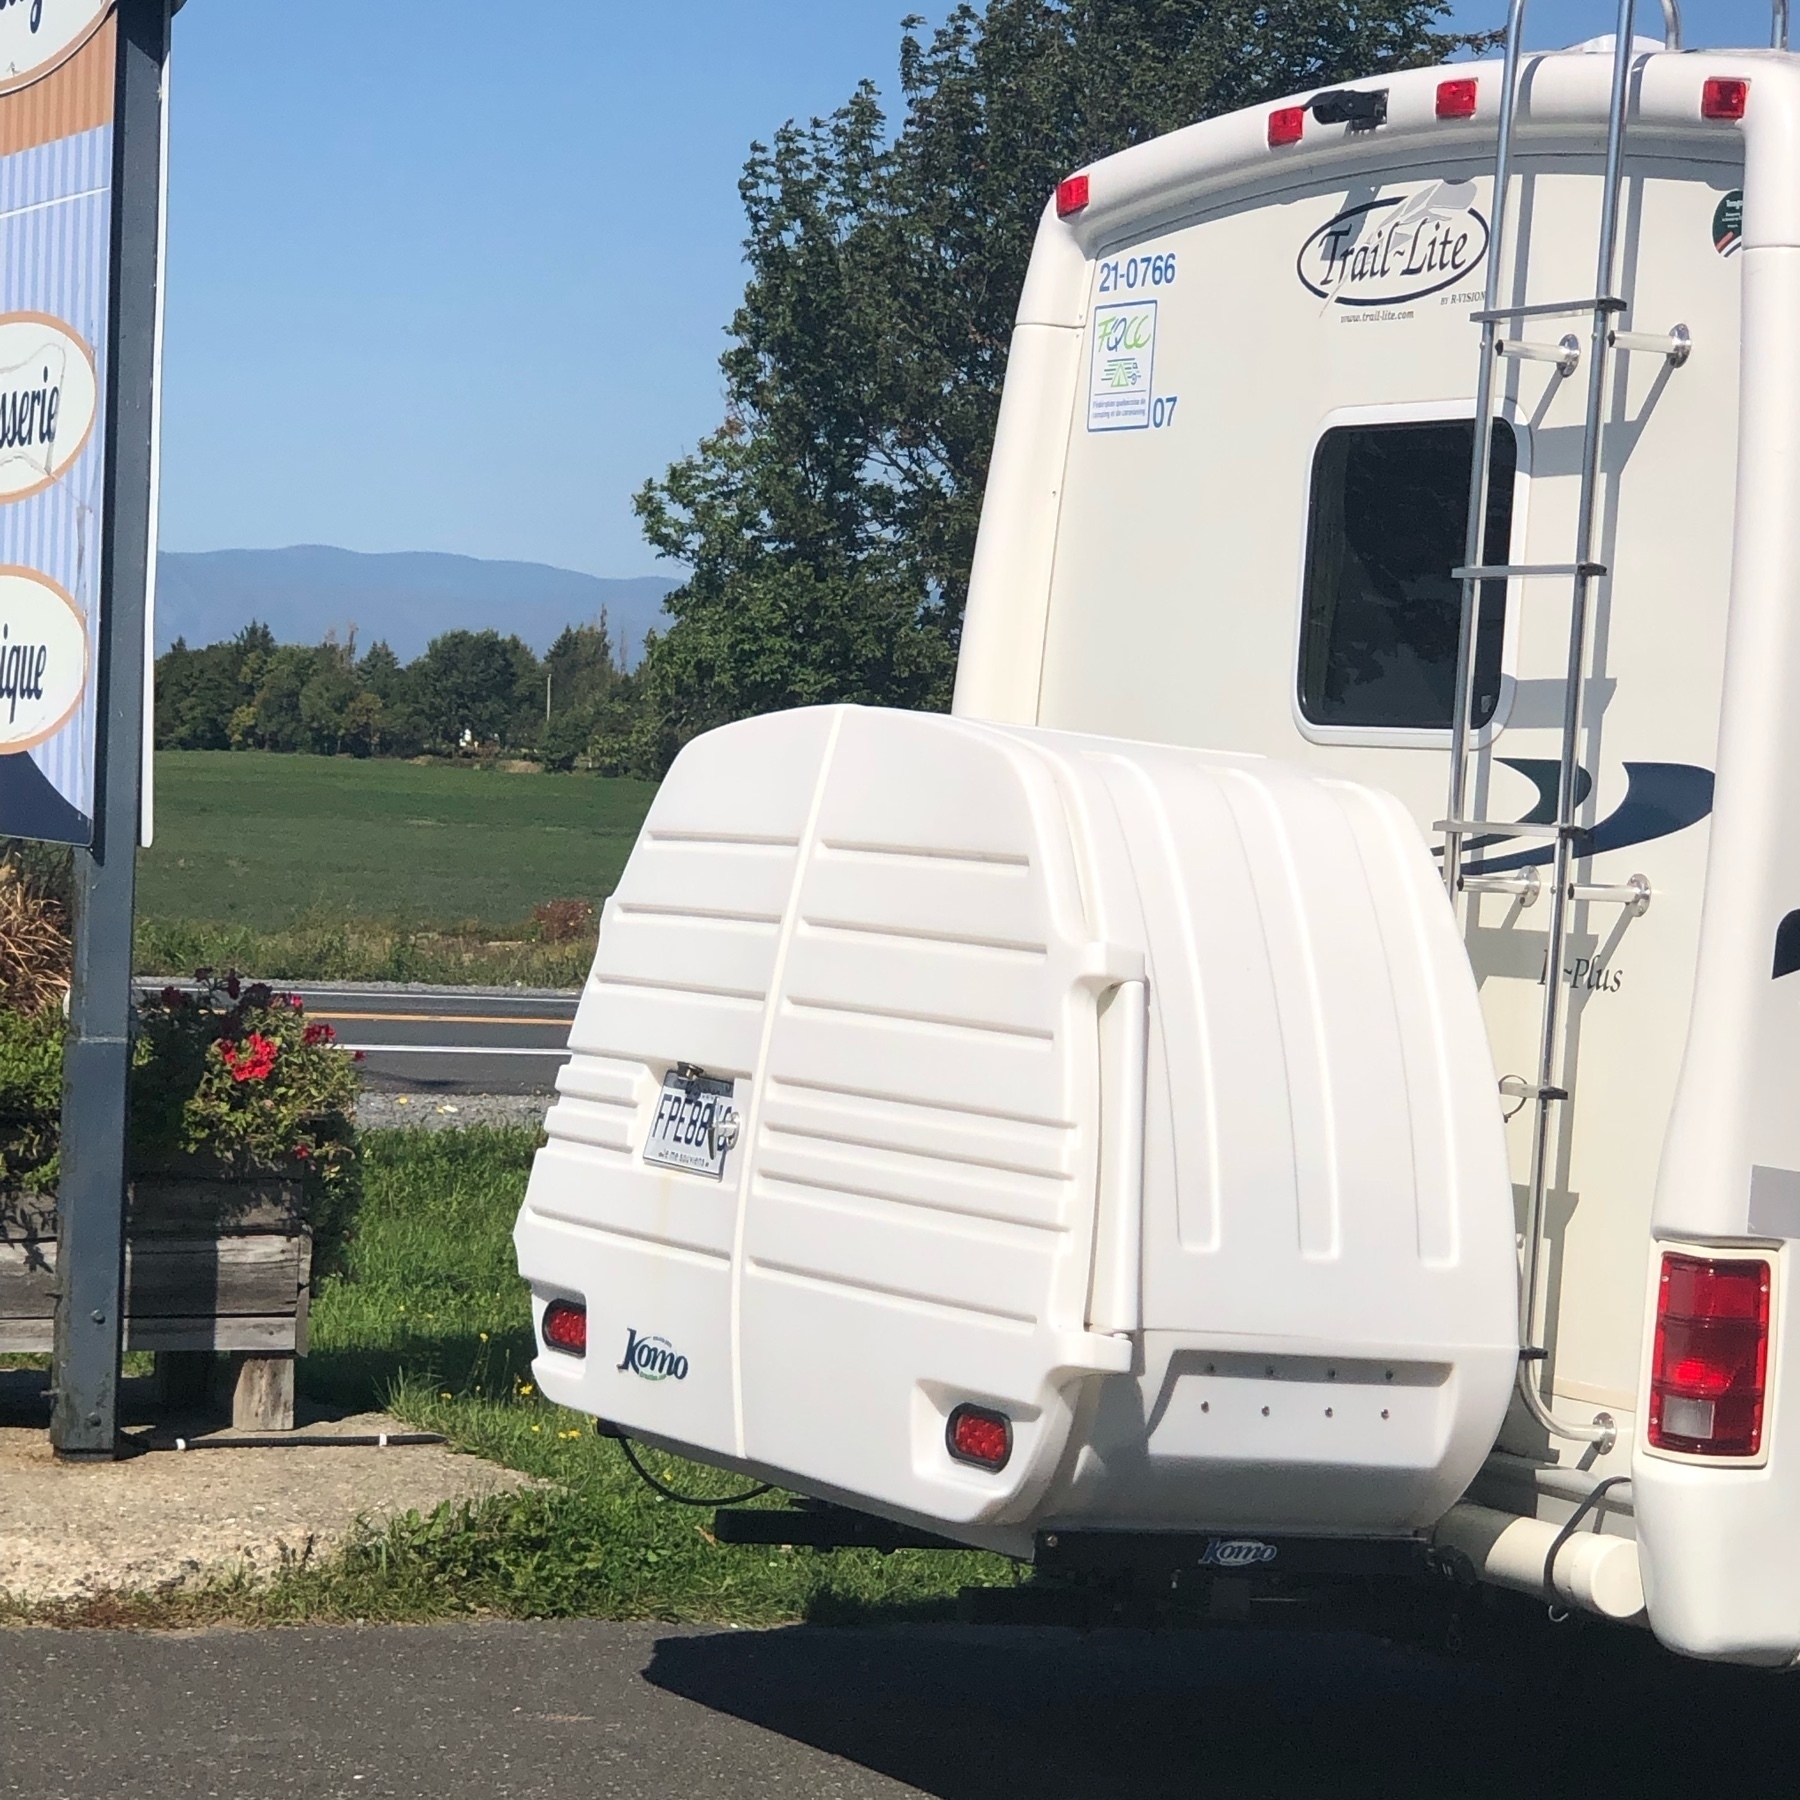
[1461,761,1714,876]
[1771,912,1800,980]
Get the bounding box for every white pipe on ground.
[1433,1501,1645,1621]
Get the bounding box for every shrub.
[0,1004,64,1192]
[0,852,71,1015]
[531,898,596,944]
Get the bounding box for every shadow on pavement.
[644,1617,1799,1799]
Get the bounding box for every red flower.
[159,985,187,1011]
[293,1144,311,1161]
[353,1050,366,1063]
[220,1032,279,1083]
[302,1021,337,1047]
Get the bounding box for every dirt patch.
[357,1091,549,1131]
[0,1392,530,1603]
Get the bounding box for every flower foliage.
[132,972,359,1191]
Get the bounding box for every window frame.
[1289,399,1530,751]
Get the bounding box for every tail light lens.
[1701,77,1749,121]
[947,1403,1012,1471]
[1436,78,1479,119]
[1056,174,1089,218]
[1648,1253,1771,1457]
[1267,106,1306,147]
[542,1298,587,1357]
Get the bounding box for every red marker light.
[542,1299,587,1357]
[1056,174,1090,218]
[1702,77,1749,121]
[1648,1253,1771,1457]
[1267,106,1306,147]
[947,1403,1012,1471]
[1436,78,1479,119]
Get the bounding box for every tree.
[410,629,540,752]
[636,0,1485,767]
[154,622,274,749]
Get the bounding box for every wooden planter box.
[0,1162,313,1430]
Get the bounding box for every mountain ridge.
[155,545,681,666]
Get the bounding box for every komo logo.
[1197,1538,1279,1569]
[617,1327,689,1382]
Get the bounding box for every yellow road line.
[309,1011,573,1027]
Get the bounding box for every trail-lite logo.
[1198,1538,1279,1569]
[0,315,96,502]
[617,1327,689,1382]
[0,566,84,751]
[1298,180,1489,307]
[0,0,110,91]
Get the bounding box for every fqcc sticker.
[1087,299,1157,431]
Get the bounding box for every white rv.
[515,6,1800,1664]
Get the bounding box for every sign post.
[18,0,171,1459]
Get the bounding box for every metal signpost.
[0,0,172,1459]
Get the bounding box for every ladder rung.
[1437,818,1567,840]
[1500,1078,1570,1105]
[1496,334,1580,375]
[1452,562,1607,581]
[1471,297,1627,322]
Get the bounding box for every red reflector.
[1056,174,1089,218]
[1702,77,1749,121]
[1268,106,1305,147]
[542,1299,587,1357]
[947,1403,1012,1471]
[1436,78,1478,119]
[1649,1253,1770,1457]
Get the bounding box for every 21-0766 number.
[1098,251,1177,294]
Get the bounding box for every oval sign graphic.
[0,1,111,94]
[1297,180,1489,307]
[0,313,97,502]
[0,566,86,751]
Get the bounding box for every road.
[141,982,579,1096]
[4,1615,1798,1799]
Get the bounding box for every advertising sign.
[0,1,117,845]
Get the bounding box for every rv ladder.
[1440,0,1683,1455]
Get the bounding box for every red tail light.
[947,1403,1012,1471]
[1702,77,1749,121]
[1648,1253,1771,1457]
[1056,174,1089,218]
[542,1299,587,1357]
[1267,106,1305,148]
[1436,78,1478,119]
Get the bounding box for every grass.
[134,752,658,982]
[8,1127,1013,1628]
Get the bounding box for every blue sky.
[158,0,1779,579]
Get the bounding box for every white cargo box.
[515,706,1518,1555]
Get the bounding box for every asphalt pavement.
[4,1615,1798,1799]
[141,982,580,1096]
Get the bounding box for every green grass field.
[9,1129,1012,1627]
[134,753,658,981]
[141,752,657,930]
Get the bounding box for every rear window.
[1298,419,1516,731]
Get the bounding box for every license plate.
[643,1067,741,1180]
